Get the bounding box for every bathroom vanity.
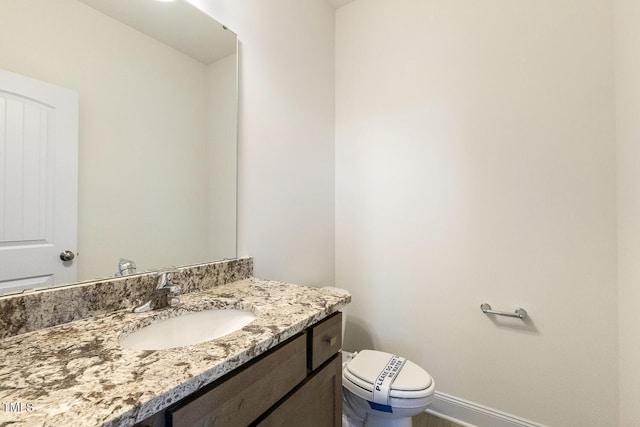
[136,313,343,427]
[0,261,350,427]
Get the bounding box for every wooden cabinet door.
[256,354,342,427]
[168,334,307,427]
[308,312,342,371]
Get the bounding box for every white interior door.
[0,69,78,295]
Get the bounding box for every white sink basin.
[119,309,256,351]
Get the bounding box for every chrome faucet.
[133,271,181,313]
[115,258,137,276]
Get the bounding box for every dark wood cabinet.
[134,312,342,427]
[168,334,307,427]
[255,354,342,427]
[308,311,342,371]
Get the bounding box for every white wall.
[190,0,336,286]
[0,0,221,279]
[335,1,618,426]
[207,53,238,261]
[614,0,640,425]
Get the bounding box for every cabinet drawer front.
[309,312,342,371]
[256,354,342,427]
[169,334,307,427]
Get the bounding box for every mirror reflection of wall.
[0,0,237,289]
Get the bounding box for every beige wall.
[335,0,617,425]
[192,0,336,286]
[207,53,238,261]
[615,0,640,425]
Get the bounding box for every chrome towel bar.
[480,303,527,320]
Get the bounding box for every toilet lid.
[343,349,433,399]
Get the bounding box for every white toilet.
[322,287,436,427]
[341,349,435,427]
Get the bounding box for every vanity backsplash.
[0,258,253,339]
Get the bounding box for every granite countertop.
[0,278,350,427]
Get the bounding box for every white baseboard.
[425,392,546,427]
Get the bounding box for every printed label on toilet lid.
[372,355,406,405]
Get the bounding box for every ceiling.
[78,0,236,64]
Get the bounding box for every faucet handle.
[133,271,181,313]
[116,258,137,277]
[155,270,179,288]
[166,285,182,295]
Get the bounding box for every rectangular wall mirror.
[0,0,238,295]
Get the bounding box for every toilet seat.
[343,349,435,407]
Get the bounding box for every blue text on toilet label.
[371,355,406,405]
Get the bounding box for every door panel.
[0,69,78,294]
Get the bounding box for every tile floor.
[413,412,467,427]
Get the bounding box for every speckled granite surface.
[0,278,350,427]
[0,258,253,339]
